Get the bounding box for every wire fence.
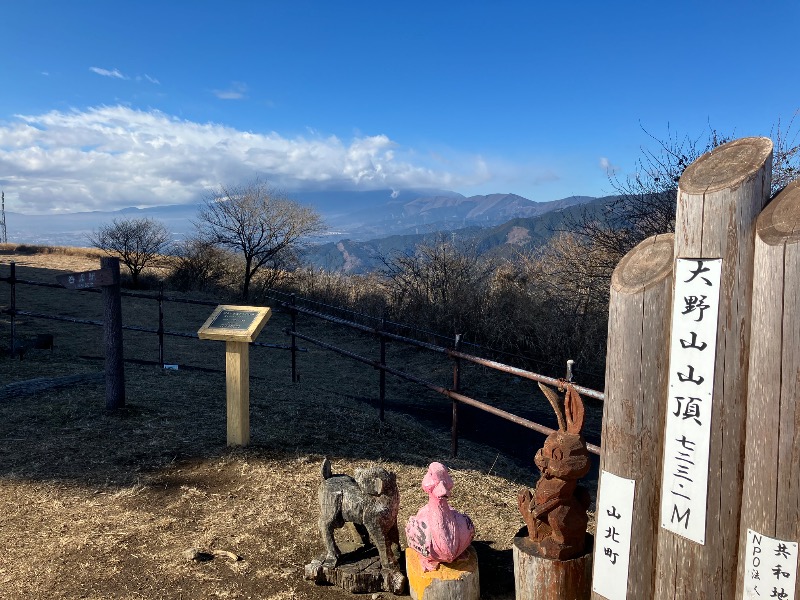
[2,261,604,457]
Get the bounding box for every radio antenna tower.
[1,191,7,244]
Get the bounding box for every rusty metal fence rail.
[270,293,604,457]
[3,261,605,458]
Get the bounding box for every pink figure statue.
[405,462,475,572]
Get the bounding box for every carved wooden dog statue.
[518,382,591,560]
[317,458,405,591]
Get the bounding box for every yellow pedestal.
[406,545,480,600]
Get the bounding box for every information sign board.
[56,268,115,289]
[197,305,272,343]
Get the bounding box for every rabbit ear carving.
[538,382,567,431]
[564,384,585,435]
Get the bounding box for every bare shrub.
[380,239,494,340]
[167,237,241,293]
[89,217,171,288]
[282,268,388,321]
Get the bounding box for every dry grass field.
[1,249,598,599]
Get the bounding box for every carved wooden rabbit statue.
[518,382,591,560]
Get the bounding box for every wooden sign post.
[198,305,271,446]
[57,258,124,410]
[654,137,773,600]
[592,233,674,600]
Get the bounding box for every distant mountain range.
[4,188,606,271]
[303,195,614,273]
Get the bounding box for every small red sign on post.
[56,268,116,289]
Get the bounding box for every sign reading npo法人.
[660,258,722,545]
[743,529,798,600]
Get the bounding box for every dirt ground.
[0,251,597,599]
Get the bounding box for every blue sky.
[1,0,798,214]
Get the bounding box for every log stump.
[304,543,407,595]
[406,545,480,600]
[513,528,592,600]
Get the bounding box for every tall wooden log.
[735,179,800,599]
[101,257,125,410]
[654,137,772,600]
[592,233,674,599]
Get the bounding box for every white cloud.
[599,156,619,175]
[144,74,160,85]
[0,105,502,214]
[213,82,248,100]
[90,67,128,80]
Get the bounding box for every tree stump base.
[304,543,407,595]
[513,528,592,600]
[406,545,480,600]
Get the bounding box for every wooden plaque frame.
[197,305,272,343]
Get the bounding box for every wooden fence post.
[592,233,674,599]
[9,261,16,357]
[451,333,462,459]
[290,293,298,383]
[735,179,800,599]
[379,314,387,422]
[654,137,772,600]
[158,283,165,367]
[101,257,125,410]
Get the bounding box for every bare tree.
[89,217,171,288]
[196,180,326,300]
[771,112,800,193]
[565,118,800,286]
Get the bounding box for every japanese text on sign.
[743,529,798,600]
[592,471,636,600]
[660,258,722,544]
[208,310,260,331]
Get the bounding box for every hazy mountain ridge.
[3,189,602,268]
[302,196,615,274]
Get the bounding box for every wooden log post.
[654,137,773,600]
[735,179,800,599]
[101,257,125,410]
[592,233,674,600]
[514,529,592,600]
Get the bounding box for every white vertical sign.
[660,258,722,544]
[743,529,798,600]
[592,471,636,600]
